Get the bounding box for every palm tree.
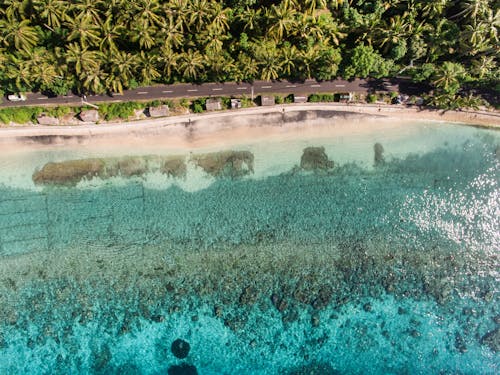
[99,16,124,53]
[254,41,281,81]
[0,17,40,53]
[73,0,102,24]
[188,0,212,32]
[158,44,180,79]
[279,43,298,76]
[129,19,157,49]
[65,42,99,75]
[137,50,161,84]
[134,0,163,28]
[471,55,496,79]
[179,49,204,81]
[235,52,258,82]
[268,0,298,41]
[237,7,261,32]
[209,2,231,34]
[65,15,101,48]
[432,61,466,94]
[82,66,107,94]
[109,50,138,84]
[159,15,184,49]
[33,0,67,29]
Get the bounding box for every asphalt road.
[0,78,427,108]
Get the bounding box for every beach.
[0,104,498,147]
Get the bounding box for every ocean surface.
[0,118,498,374]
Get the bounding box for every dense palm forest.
[0,0,498,102]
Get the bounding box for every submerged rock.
[374,143,385,165]
[161,157,187,178]
[171,338,190,359]
[33,158,105,186]
[480,327,500,352]
[167,363,198,375]
[454,332,467,353]
[300,147,334,171]
[192,150,254,178]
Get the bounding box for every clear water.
[0,120,498,374]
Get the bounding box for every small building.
[293,95,308,103]
[230,99,242,109]
[148,105,169,118]
[206,98,222,111]
[79,109,99,122]
[37,113,60,126]
[261,96,275,106]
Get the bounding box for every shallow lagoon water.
[0,119,499,374]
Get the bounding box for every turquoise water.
[0,120,499,374]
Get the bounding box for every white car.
[7,93,27,101]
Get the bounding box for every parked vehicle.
[7,93,27,101]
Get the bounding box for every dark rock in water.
[239,286,259,306]
[311,313,320,327]
[161,157,187,178]
[168,363,198,375]
[271,293,287,311]
[214,305,223,317]
[151,314,164,323]
[300,147,334,171]
[286,362,340,375]
[374,143,385,165]
[480,327,500,352]
[363,302,372,312]
[192,150,254,178]
[493,315,500,325]
[116,157,148,177]
[33,158,105,186]
[454,332,467,353]
[408,329,421,338]
[91,344,112,373]
[397,307,407,315]
[171,338,190,359]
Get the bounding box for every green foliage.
[190,98,207,112]
[0,0,496,106]
[0,107,43,124]
[367,94,378,103]
[180,99,190,108]
[275,95,284,104]
[308,94,335,103]
[99,102,143,121]
[46,106,71,118]
[432,62,467,95]
[343,44,394,79]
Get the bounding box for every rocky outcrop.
[33,158,105,186]
[161,157,187,178]
[33,155,187,186]
[192,150,254,178]
[374,142,385,165]
[300,147,334,171]
[480,327,499,352]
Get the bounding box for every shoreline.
[0,104,498,144]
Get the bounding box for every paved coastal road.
[0,78,426,108]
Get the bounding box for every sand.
[0,104,498,155]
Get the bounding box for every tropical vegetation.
[0,0,498,105]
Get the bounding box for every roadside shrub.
[99,102,143,120]
[367,94,378,103]
[308,93,335,102]
[275,95,284,104]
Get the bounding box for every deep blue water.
[0,122,498,374]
